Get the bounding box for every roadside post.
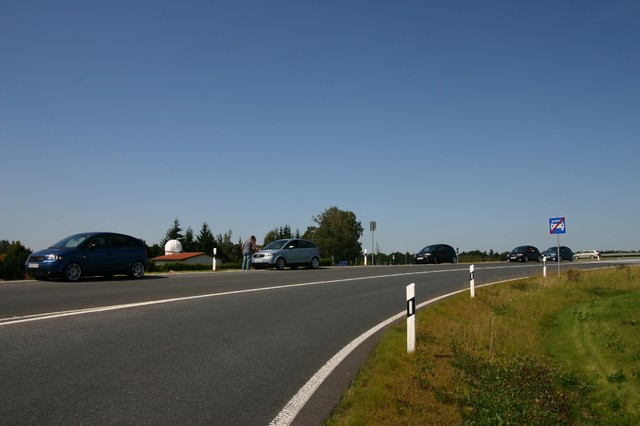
[406,283,416,353]
[470,264,475,298]
[543,256,547,278]
[549,216,566,277]
[212,247,217,271]
[364,249,367,266]
[370,221,376,266]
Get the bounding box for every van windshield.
[50,234,91,249]
[262,239,289,250]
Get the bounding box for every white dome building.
[164,239,183,255]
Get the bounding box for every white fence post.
[406,283,416,353]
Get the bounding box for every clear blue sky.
[1,1,638,255]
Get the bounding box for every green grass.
[326,266,640,425]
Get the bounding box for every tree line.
[4,206,636,280]
[0,206,365,279]
[150,206,364,265]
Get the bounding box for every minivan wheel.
[432,256,439,264]
[524,256,529,262]
[130,261,145,278]
[64,262,82,282]
[451,256,458,264]
[310,257,320,269]
[275,258,286,270]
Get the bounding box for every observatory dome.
[164,239,183,255]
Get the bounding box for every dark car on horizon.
[413,244,458,264]
[507,245,542,262]
[542,246,574,261]
[25,232,148,281]
[251,238,321,270]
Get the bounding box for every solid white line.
[269,276,531,425]
[0,268,462,326]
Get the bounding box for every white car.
[573,250,600,260]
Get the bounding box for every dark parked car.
[414,244,458,264]
[25,232,148,281]
[251,238,321,270]
[507,245,542,262]
[542,246,574,261]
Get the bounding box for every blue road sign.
[549,216,566,235]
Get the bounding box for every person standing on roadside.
[241,235,258,270]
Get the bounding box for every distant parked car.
[573,250,600,260]
[542,246,574,261]
[413,244,458,264]
[507,245,542,262]
[251,238,321,270]
[25,232,148,281]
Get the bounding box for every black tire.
[432,256,439,264]
[310,257,320,269]
[537,255,542,262]
[275,258,286,270]
[64,262,82,282]
[130,261,145,278]
[523,256,529,262]
[451,256,458,264]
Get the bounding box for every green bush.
[0,241,31,280]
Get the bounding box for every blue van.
[25,232,148,281]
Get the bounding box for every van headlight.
[45,254,62,261]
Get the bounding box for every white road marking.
[0,269,462,326]
[269,276,534,425]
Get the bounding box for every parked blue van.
[25,232,148,281]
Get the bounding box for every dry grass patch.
[327,266,640,425]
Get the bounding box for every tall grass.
[326,266,640,425]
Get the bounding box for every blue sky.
[1,0,638,255]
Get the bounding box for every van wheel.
[130,261,146,278]
[64,262,82,282]
[310,257,320,269]
[451,256,458,264]
[275,258,286,270]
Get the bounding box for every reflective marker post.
[212,247,217,271]
[470,265,475,298]
[406,283,416,353]
[543,256,547,278]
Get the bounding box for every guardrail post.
[406,283,415,353]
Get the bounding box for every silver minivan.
[252,238,321,270]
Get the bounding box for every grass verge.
[326,266,640,425]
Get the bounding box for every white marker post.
[470,265,475,298]
[406,283,416,354]
[212,247,217,271]
[364,249,367,266]
[543,256,547,278]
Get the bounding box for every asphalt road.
[0,260,627,425]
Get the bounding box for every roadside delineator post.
[470,265,475,298]
[406,283,416,353]
[543,256,547,278]
[212,248,217,271]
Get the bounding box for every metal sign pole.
[557,234,561,277]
